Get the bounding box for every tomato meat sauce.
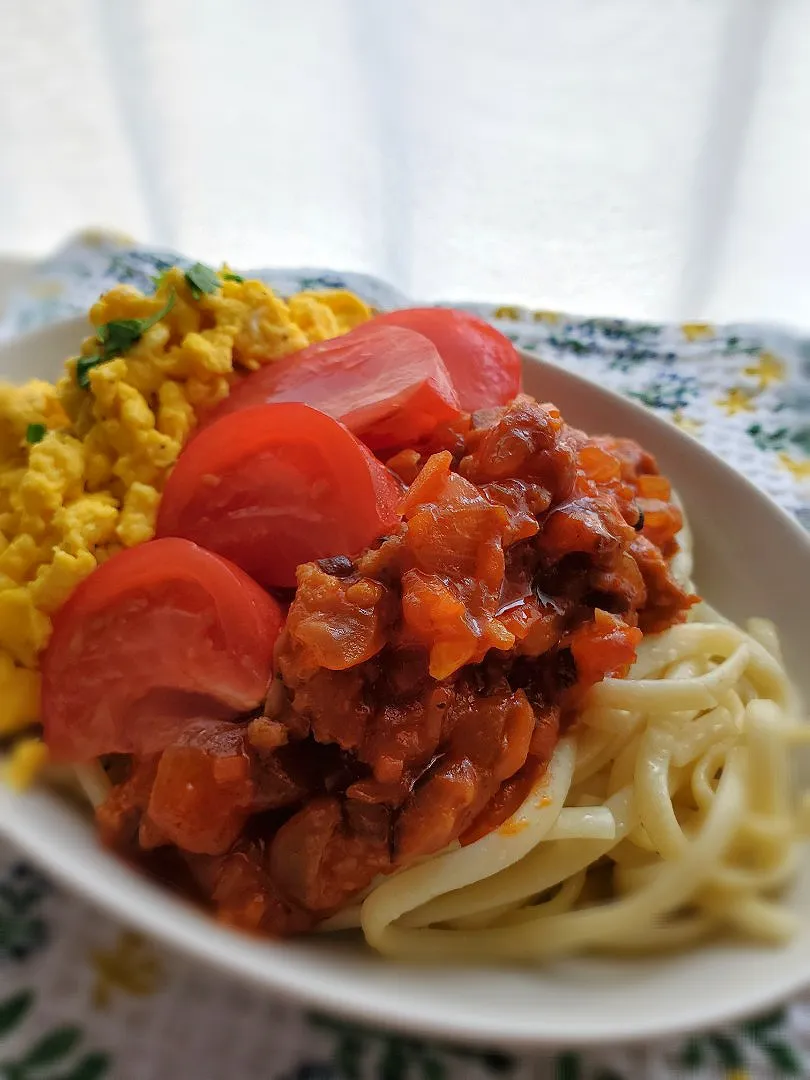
[88,393,693,938]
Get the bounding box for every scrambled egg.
[0,268,371,761]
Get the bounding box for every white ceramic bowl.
[1,318,809,1050]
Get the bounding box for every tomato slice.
[42,538,283,762]
[203,324,461,452]
[370,308,522,412]
[156,402,402,588]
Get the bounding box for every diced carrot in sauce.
[578,443,622,484]
[637,474,672,500]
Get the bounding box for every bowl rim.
[1,319,810,1049]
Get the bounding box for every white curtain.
[1,0,809,324]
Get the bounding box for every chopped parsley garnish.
[75,259,229,390]
[25,423,47,445]
[75,355,105,389]
[184,262,221,299]
[76,291,176,389]
[221,271,244,283]
[96,295,174,359]
[150,268,172,290]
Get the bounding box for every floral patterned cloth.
[0,233,808,1080]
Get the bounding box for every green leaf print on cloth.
[0,991,110,1080]
[552,1053,624,1080]
[0,995,32,1041]
[310,1014,513,1080]
[676,1006,803,1077]
[628,372,700,410]
[0,864,51,963]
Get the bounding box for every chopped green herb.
[96,291,175,360]
[221,271,244,283]
[97,291,176,360]
[150,268,172,291]
[76,291,176,389]
[76,355,105,389]
[25,423,47,445]
[184,262,221,299]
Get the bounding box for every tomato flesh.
[157,403,402,589]
[370,307,522,412]
[203,324,461,452]
[41,538,283,762]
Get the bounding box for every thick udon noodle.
[68,506,806,961]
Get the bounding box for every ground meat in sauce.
[97,395,694,937]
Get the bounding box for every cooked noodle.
[347,609,803,961]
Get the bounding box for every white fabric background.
[1,1,809,321]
